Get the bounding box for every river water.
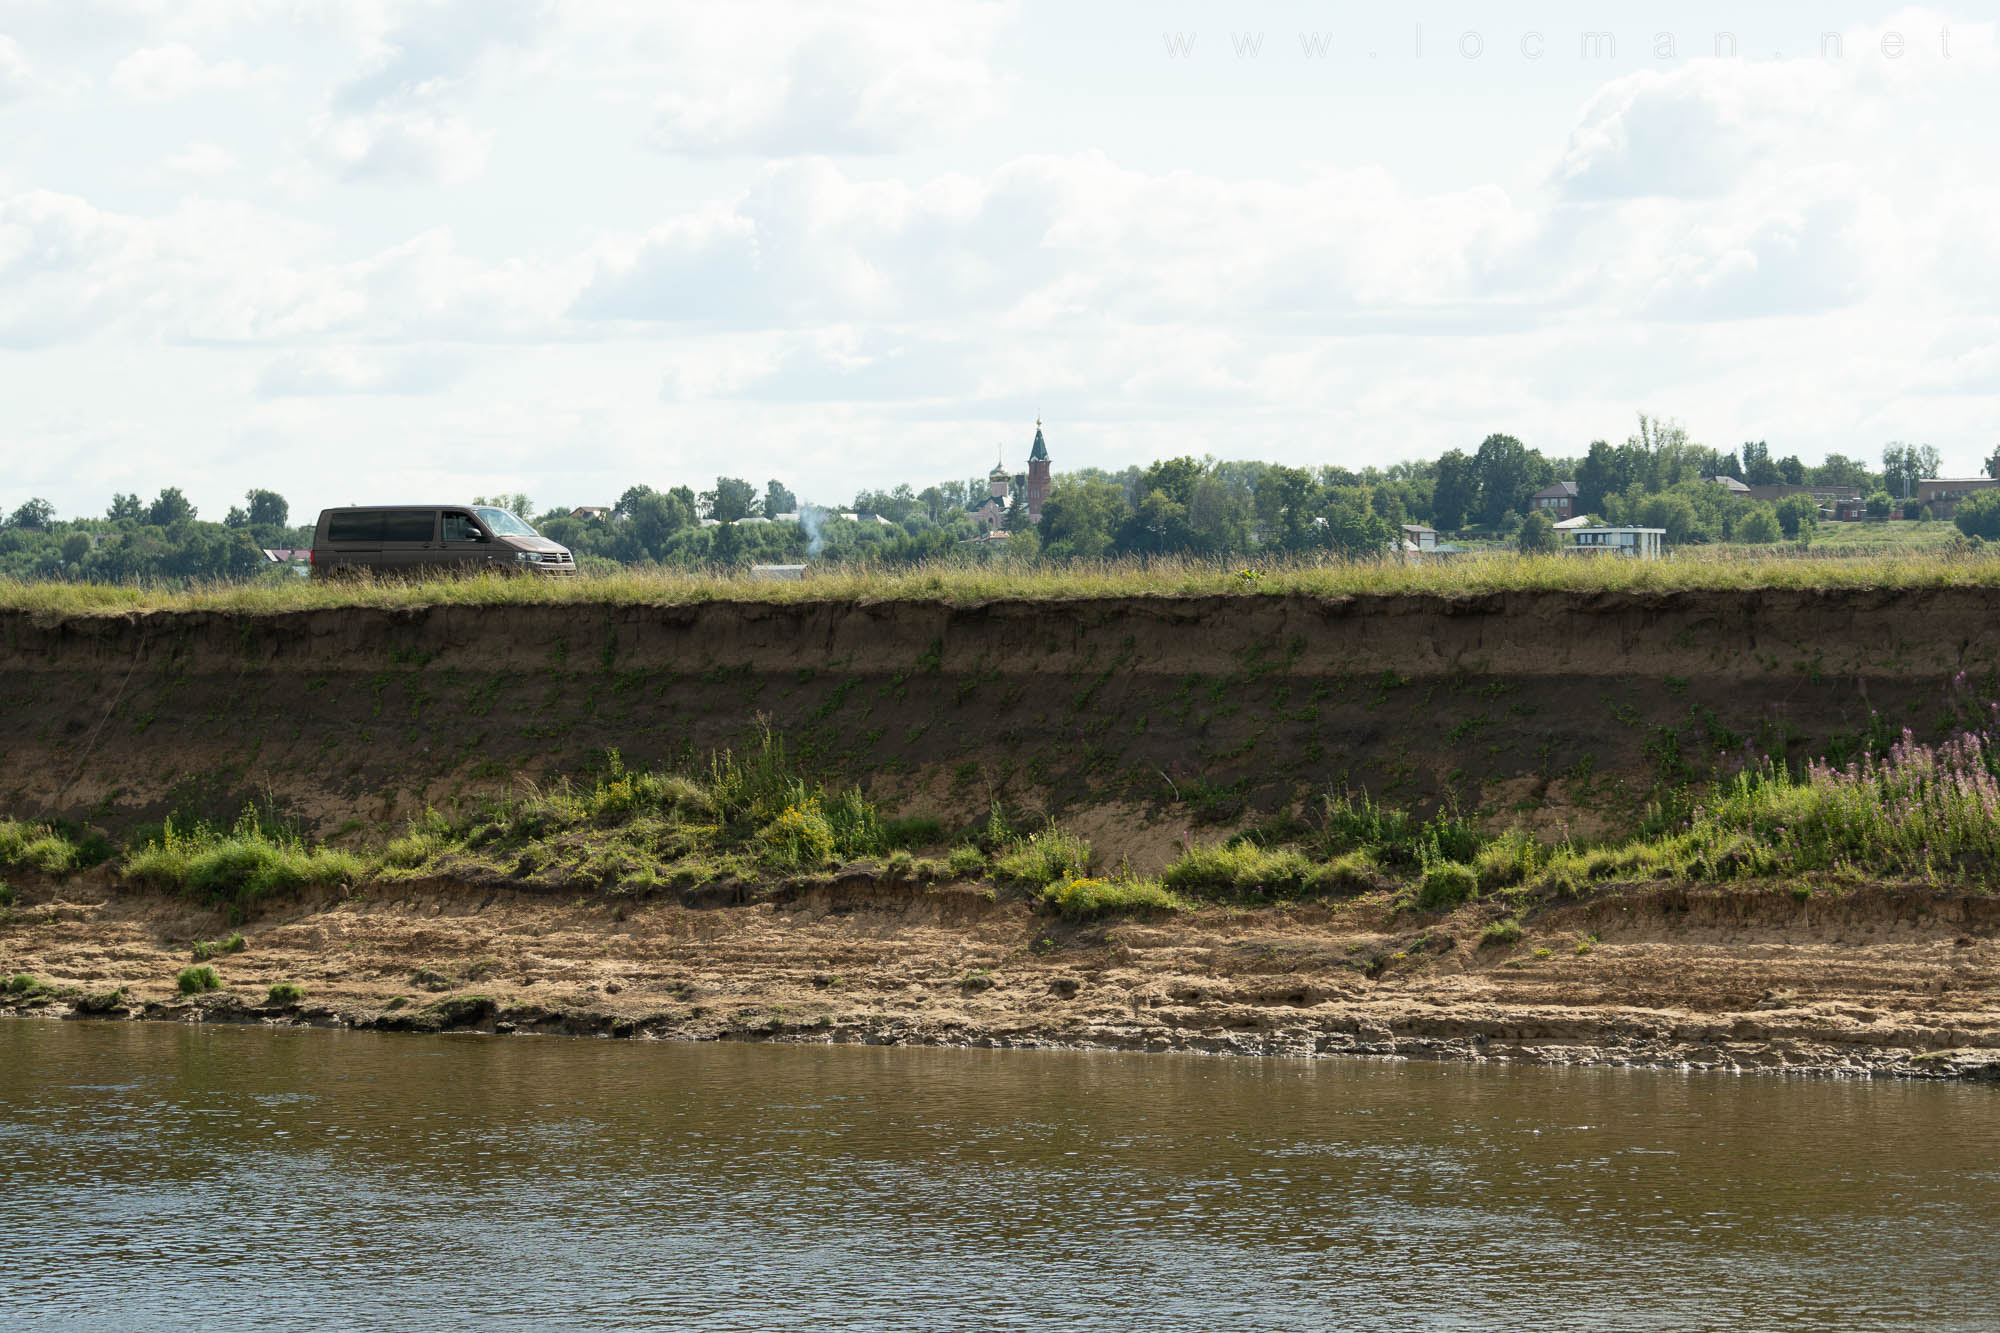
[1,1020,1995,1331]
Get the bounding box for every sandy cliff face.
[2,587,1995,837]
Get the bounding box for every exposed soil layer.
[6,587,2000,842]
[6,871,1998,1080]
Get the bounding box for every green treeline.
[1,423,1985,584]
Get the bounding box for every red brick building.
[1026,419,1052,523]
[1530,481,1578,521]
[1915,477,2000,519]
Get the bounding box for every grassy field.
[2,541,1998,615]
[1714,520,1961,554]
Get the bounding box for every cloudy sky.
[2,2,1996,519]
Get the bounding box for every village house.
[1529,481,1578,521]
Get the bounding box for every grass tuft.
[126,807,360,908]
[1161,841,1379,900]
[994,827,1093,888]
[190,932,246,961]
[1416,861,1479,911]
[176,965,221,995]
[0,819,110,874]
[1040,874,1188,919]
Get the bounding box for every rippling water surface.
[2,1020,1996,1330]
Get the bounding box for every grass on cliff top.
[6,545,2000,617]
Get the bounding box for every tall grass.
[1161,841,1377,899]
[126,807,361,907]
[1146,724,2000,914]
[6,546,2000,617]
[384,728,938,885]
[993,827,1093,887]
[0,819,110,874]
[1654,729,2000,882]
[1040,874,1189,919]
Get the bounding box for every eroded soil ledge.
[5,869,1998,1081]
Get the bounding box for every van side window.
[327,510,385,543]
[442,512,482,543]
[382,511,436,542]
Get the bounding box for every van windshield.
[474,507,539,538]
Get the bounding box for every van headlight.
[514,551,541,565]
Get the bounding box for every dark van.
[310,505,577,578]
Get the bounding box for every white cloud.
[1557,11,1999,202]
[0,187,579,348]
[572,153,1547,334]
[257,346,465,395]
[0,34,60,102]
[300,107,492,184]
[558,1,1014,155]
[292,0,549,185]
[161,140,239,178]
[108,42,279,100]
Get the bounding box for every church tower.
[1026,418,1051,522]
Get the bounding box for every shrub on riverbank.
[0,819,110,874]
[127,809,360,908]
[1041,874,1188,919]
[378,726,939,891]
[176,965,220,995]
[994,827,1092,887]
[1140,726,2000,917]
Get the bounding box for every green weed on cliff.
[1161,842,1378,900]
[1040,874,1187,919]
[0,819,110,875]
[378,726,941,889]
[994,827,1093,888]
[127,808,360,908]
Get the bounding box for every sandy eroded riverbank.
[5,869,1998,1081]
